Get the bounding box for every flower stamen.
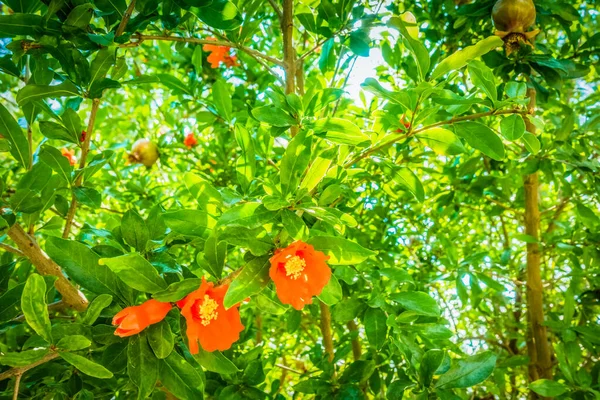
[284,255,306,280]
[198,295,219,326]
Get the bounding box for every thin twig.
[63,99,101,238]
[121,35,285,66]
[0,242,24,256]
[12,373,22,400]
[0,352,59,382]
[344,109,527,168]
[266,0,283,19]
[275,363,303,375]
[484,195,523,216]
[115,0,136,37]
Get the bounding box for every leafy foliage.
[1,0,599,398]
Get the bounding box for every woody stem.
[319,301,334,362]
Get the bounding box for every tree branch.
[8,224,88,311]
[115,0,136,37]
[319,301,334,363]
[0,242,24,256]
[63,98,101,239]
[267,0,283,19]
[0,352,59,382]
[346,320,361,361]
[282,0,297,136]
[344,109,527,168]
[121,35,285,67]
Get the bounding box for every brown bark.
[319,301,334,362]
[8,224,88,311]
[347,320,361,361]
[523,87,552,382]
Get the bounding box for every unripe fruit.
[128,139,159,168]
[492,0,536,33]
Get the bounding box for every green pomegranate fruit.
[492,0,536,33]
[128,139,160,167]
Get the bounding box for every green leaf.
[281,209,309,241]
[147,320,174,359]
[349,30,370,57]
[417,127,465,155]
[499,114,526,140]
[280,130,313,195]
[234,124,256,192]
[420,349,445,387]
[21,274,53,343]
[306,236,375,265]
[128,333,158,398]
[468,60,497,102]
[60,352,113,379]
[529,379,569,397]
[100,253,167,293]
[430,36,503,80]
[82,294,113,325]
[217,203,277,229]
[195,0,242,30]
[317,274,342,305]
[0,14,60,37]
[46,237,123,298]
[522,132,540,154]
[183,173,224,213]
[65,3,94,28]
[39,145,73,183]
[203,235,227,278]
[157,74,191,95]
[390,292,440,317]
[57,335,92,351]
[159,351,204,399]
[16,81,81,106]
[299,148,335,192]
[39,121,79,144]
[191,46,203,71]
[435,351,497,389]
[392,167,425,202]
[0,283,25,323]
[89,47,117,88]
[223,256,270,309]
[153,279,201,302]
[454,121,505,160]
[121,210,149,252]
[73,187,102,208]
[313,117,370,145]
[364,308,387,350]
[0,349,50,367]
[252,105,297,127]
[0,102,29,168]
[213,79,232,122]
[388,15,430,81]
[162,210,217,236]
[193,348,239,374]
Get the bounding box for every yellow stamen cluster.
[198,295,219,326]
[284,256,306,280]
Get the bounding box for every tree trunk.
[523,87,553,382]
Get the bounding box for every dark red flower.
[177,278,244,353]
[269,241,331,310]
[80,130,86,142]
[112,299,172,337]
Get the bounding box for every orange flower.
[269,241,331,310]
[184,133,198,148]
[203,38,238,68]
[112,299,172,337]
[61,148,77,166]
[177,278,244,353]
